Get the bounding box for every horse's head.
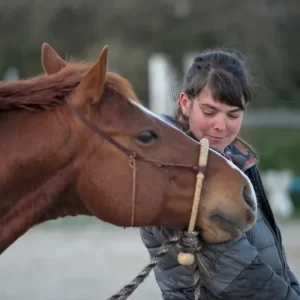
[42,43,257,243]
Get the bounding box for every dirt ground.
[0,219,299,300]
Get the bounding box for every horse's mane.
[0,61,139,111]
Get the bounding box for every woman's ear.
[179,92,191,117]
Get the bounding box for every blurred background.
[0,0,300,299]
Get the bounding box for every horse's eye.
[136,130,158,145]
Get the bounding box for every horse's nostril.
[243,186,256,212]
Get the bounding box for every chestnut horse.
[0,45,257,256]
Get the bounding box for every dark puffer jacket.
[140,115,300,299]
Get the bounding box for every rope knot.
[129,152,137,169]
[176,230,202,266]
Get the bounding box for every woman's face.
[180,87,245,152]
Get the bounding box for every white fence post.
[262,170,295,218]
[3,67,20,81]
[148,53,174,115]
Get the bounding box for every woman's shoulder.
[226,138,258,172]
[161,114,184,130]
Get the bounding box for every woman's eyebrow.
[200,104,218,110]
[229,108,244,112]
[200,103,244,112]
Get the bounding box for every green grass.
[240,127,300,219]
[291,193,300,219]
[240,127,300,174]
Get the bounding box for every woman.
[140,49,300,299]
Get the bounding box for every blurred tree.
[0,0,299,108]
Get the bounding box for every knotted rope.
[108,138,209,300]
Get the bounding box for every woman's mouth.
[206,135,225,140]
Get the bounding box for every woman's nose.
[213,115,227,131]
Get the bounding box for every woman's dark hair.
[175,49,251,128]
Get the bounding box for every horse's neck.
[0,110,69,215]
[0,109,87,254]
[0,166,73,254]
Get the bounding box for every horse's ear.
[41,43,67,75]
[72,45,108,107]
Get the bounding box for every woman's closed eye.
[228,112,242,119]
[203,110,216,117]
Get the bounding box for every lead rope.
[129,153,137,227]
[107,138,209,300]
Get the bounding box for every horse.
[0,44,257,257]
